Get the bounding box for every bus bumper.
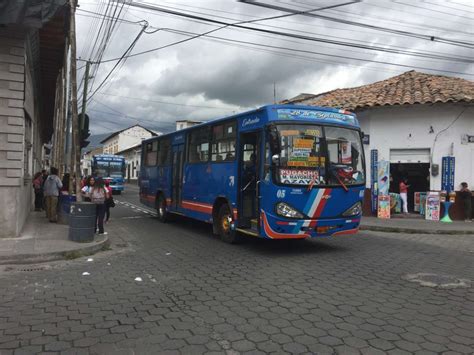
[261,211,361,239]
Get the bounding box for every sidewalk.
[0,211,109,265]
[360,216,474,235]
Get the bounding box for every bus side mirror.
[267,125,281,154]
[272,154,280,164]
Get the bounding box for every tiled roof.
[282,71,474,111]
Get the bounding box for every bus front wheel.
[156,195,169,223]
[217,204,240,244]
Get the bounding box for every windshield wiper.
[329,165,349,192]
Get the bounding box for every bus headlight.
[342,202,362,217]
[276,202,304,219]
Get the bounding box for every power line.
[82,4,473,63]
[85,25,148,105]
[99,2,473,65]
[238,0,474,48]
[159,28,472,76]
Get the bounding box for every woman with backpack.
[82,177,110,235]
[32,172,44,211]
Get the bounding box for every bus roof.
[143,104,358,144]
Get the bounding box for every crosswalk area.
[115,199,157,218]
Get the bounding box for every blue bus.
[92,154,126,194]
[140,105,365,243]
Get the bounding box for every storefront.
[283,70,474,220]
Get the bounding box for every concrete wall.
[358,103,474,190]
[0,26,29,238]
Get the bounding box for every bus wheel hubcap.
[222,215,230,233]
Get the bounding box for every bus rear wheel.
[217,204,240,244]
[156,195,169,223]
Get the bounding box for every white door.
[389,148,430,163]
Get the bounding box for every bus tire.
[156,195,169,223]
[217,204,240,244]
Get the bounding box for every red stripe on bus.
[181,200,213,214]
[261,212,309,239]
[309,189,332,229]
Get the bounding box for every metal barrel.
[58,194,76,225]
[68,202,96,242]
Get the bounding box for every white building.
[284,70,474,215]
[176,120,202,131]
[100,124,158,154]
[117,143,141,182]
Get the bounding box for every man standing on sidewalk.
[43,167,63,223]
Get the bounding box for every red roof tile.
[282,71,474,111]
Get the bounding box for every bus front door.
[239,131,261,231]
[171,144,184,210]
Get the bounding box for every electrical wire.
[98,3,474,65]
[238,0,474,48]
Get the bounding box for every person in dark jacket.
[459,182,472,222]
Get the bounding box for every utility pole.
[69,0,82,201]
[80,61,91,130]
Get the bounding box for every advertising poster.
[341,142,352,164]
[377,160,390,196]
[370,150,378,214]
[390,193,401,213]
[377,195,391,219]
[414,192,421,212]
[419,192,427,215]
[425,192,440,221]
[279,169,319,185]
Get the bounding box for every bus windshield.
[93,160,124,178]
[275,124,364,186]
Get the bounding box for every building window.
[188,126,210,163]
[211,121,236,162]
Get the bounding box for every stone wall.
[0,26,29,237]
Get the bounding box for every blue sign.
[441,156,455,192]
[370,149,378,214]
[362,134,370,145]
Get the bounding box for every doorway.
[390,163,430,212]
[171,144,184,209]
[239,131,261,228]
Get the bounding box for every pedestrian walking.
[83,177,109,234]
[399,178,410,214]
[43,167,63,222]
[32,172,44,211]
[104,179,114,223]
[459,182,472,222]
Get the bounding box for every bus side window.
[145,141,158,166]
[158,138,171,166]
[211,121,236,162]
[188,127,210,163]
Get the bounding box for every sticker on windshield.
[341,142,352,164]
[304,129,322,137]
[294,139,314,149]
[279,169,319,185]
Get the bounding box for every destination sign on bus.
[279,168,320,185]
[277,109,356,124]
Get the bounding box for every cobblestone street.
[0,190,473,354]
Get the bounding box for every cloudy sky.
[75,0,474,135]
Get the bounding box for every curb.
[0,235,110,265]
[360,225,474,235]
